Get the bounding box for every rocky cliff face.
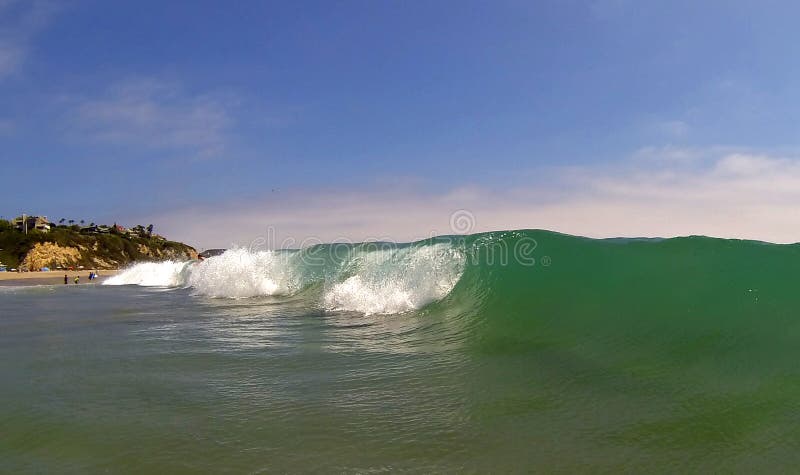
[22,242,82,270]
[136,243,199,261]
[17,236,197,270]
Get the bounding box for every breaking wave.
[103,261,191,287]
[104,240,466,314]
[103,229,800,318]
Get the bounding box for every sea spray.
[187,248,301,298]
[103,260,193,287]
[323,243,465,314]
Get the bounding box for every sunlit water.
[1,285,486,473]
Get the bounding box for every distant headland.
[0,214,197,271]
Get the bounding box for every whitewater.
[104,241,467,314]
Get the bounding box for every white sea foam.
[187,248,299,298]
[323,244,465,315]
[104,243,466,313]
[103,261,191,287]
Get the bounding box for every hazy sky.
[2,1,800,247]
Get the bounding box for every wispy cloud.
[651,120,689,139]
[0,117,13,135]
[0,40,22,77]
[143,147,800,248]
[0,0,57,79]
[69,78,235,158]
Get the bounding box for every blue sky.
[3,1,800,246]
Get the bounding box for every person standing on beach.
[74,276,79,284]
[64,274,68,285]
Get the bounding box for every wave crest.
[323,243,465,314]
[187,248,300,298]
[103,242,466,314]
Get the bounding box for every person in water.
[64,274,68,285]
[74,276,79,284]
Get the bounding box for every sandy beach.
[0,269,120,286]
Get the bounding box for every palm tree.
[68,219,74,226]
[59,218,65,225]
[147,224,154,236]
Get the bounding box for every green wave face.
[432,230,800,467]
[455,230,800,351]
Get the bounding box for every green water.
[3,230,800,472]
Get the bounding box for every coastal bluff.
[0,220,197,270]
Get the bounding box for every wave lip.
[187,248,300,298]
[323,243,466,315]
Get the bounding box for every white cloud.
[632,145,710,164]
[70,78,235,158]
[140,148,800,249]
[0,0,56,79]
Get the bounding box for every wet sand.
[0,270,119,286]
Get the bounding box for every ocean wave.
[103,241,467,314]
[323,243,465,314]
[99,229,800,319]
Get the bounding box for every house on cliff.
[12,215,51,233]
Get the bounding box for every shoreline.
[0,269,120,286]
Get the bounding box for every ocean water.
[3,230,800,472]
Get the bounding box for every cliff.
[0,226,197,270]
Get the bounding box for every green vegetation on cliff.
[0,219,197,270]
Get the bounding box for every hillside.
[0,222,197,270]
